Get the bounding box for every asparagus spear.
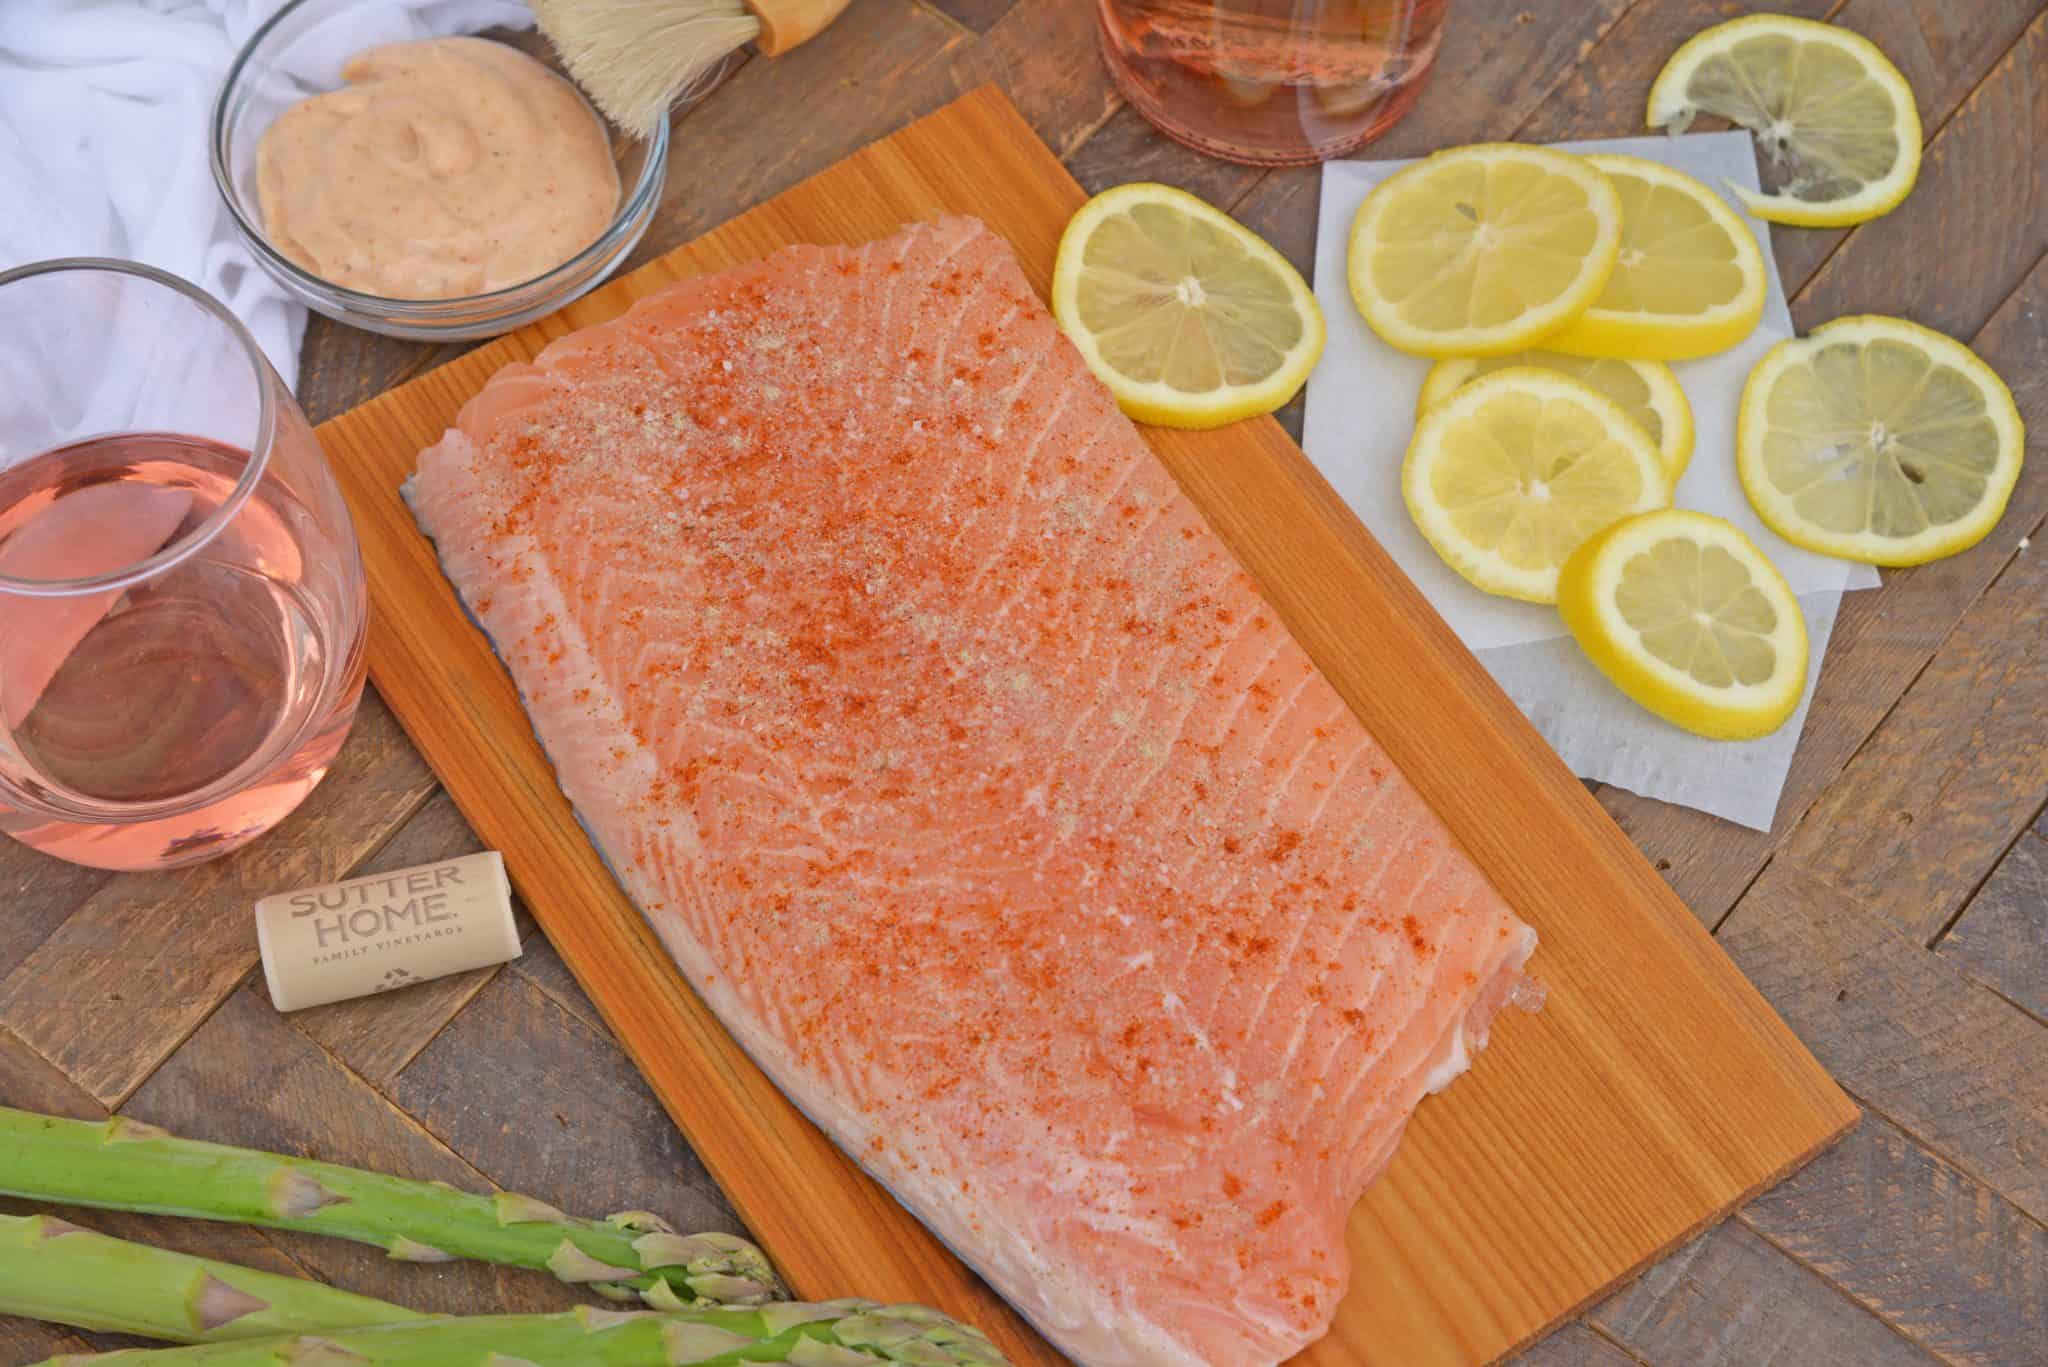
[0,1213,422,1343]
[28,1303,1009,1367]
[0,1108,781,1311]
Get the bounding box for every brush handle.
[743,0,854,56]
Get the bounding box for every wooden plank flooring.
[4,2,2043,1362]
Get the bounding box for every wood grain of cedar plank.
[1503,1321,1645,1367]
[1595,249,2048,925]
[1794,9,2047,336]
[1937,832,2048,1021]
[1718,859,2048,1224]
[1782,529,2046,943]
[392,969,744,1242]
[1737,1110,2048,1365]
[1588,1220,1941,1367]
[0,692,436,1107]
[126,983,579,1317]
[282,789,519,1088]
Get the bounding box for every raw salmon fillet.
[408,217,1537,1367]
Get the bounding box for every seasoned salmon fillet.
[408,216,1537,1367]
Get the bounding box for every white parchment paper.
[1301,132,1878,830]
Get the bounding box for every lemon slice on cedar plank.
[1542,154,1767,362]
[1560,510,1808,741]
[1738,315,2025,566]
[1404,367,1669,603]
[1418,351,1695,487]
[1648,15,1921,227]
[1348,143,1623,358]
[1051,182,1325,430]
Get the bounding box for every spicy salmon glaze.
[407,216,1538,1366]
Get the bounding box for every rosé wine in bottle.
[1097,0,1451,166]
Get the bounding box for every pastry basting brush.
[530,0,854,136]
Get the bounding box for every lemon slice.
[1418,351,1694,486]
[1647,15,1921,227]
[1050,182,1324,430]
[1738,315,2026,566]
[1542,155,1767,361]
[1404,367,1670,603]
[1348,144,1623,358]
[1559,510,1808,740]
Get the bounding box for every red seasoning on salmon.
[408,216,1538,1367]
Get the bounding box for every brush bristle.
[530,0,759,138]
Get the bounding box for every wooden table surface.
[3,2,2043,1363]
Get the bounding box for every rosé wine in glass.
[1097,0,1451,166]
[0,260,366,871]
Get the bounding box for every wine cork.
[255,852,521,1012]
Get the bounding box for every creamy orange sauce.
[256,37,620,300]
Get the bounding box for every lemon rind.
[1347,144,1624,359]
[1559,510,1809,741]
[1645,14,1922,229]
[1050,181,1326,431]
[1736,314,2026,566]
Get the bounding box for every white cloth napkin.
[0,0,535,386]
[1303,133,1879,831]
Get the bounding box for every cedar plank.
[1738,1111,2048,1364]
[1782,524,2046,942]
[124,984,569,1316]
[1718,859,2048,1223]
[1937,832,2048,1020]
[392,970,744,1242]
[0,692,436,1107]
[282,790,520,1088]
[1589,1221,1941,1367]
[1598,250,2048,925]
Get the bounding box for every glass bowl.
[210,0,666,342]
